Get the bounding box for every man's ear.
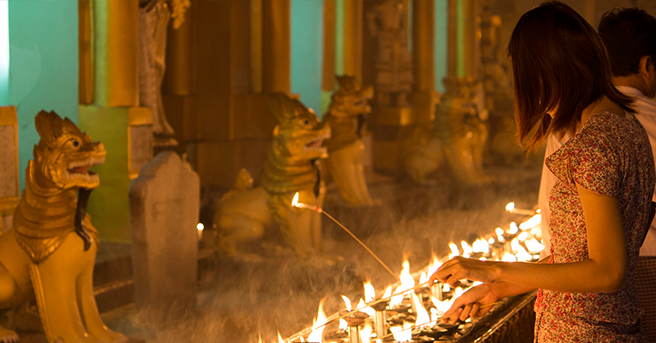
[640,55,654,77]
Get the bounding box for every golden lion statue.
[323,75,379,206]
[214,94,330,259]
[406,78,494,185]
[0,111,126,343]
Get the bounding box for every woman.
[429,2,655,341]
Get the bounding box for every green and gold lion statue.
[214,94,330,259]
[0,111,126,342]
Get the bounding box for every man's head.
[599,8,656,97]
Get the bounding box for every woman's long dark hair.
[508,1,634,152]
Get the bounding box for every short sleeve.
[546,125,621,197]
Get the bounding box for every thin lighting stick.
[291,193,400,282]
[321,210,399,282]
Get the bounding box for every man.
[598,7,656,341]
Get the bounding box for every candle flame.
[278,331,285,343]
[519,213,542,230]
[449,242,460,258]
[361,322,372,343]
[427,252,441,276]
[292,192,299,207]
[390,322,413,342]
[472,238,490,254]
[308,297,327,343]
[383,286,392,299]
[412,292,431,327]
[341,295,352,311]
[495,227,505,242]
[461,240,473,257]
[364,280,375,303]
[506,202,515,212]
[357,298,375,317]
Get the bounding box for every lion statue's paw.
[0,327,18,343]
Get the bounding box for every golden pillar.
[322,0,336,91]
[164,6,192,96]
[343,0,363,81]
[447,0,458,78]
[412,0,436,124]
[93,0,140,107]
[262,0,291,94]
[78,0,94,105]
[463,0,480,81]
[79,0,153,242]
[162,3,197,144]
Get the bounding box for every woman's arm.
[432,184,627,294]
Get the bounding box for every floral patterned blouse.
[535,112,655,342]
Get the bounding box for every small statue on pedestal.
[214,94,330,259]
[0,111,127,342]
[323,76,379,206]
[366,0,414,107]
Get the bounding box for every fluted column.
[262,0,291,93]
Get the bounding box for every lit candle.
[196,223,204,241]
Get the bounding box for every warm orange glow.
[292,192,299,207]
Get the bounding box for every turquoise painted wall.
[291,0,324,117]
[0,2,8,106]
[434,0,448,93]
[8,1,79,189]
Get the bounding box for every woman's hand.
[429,256,500,288]
[441,283,500,324]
